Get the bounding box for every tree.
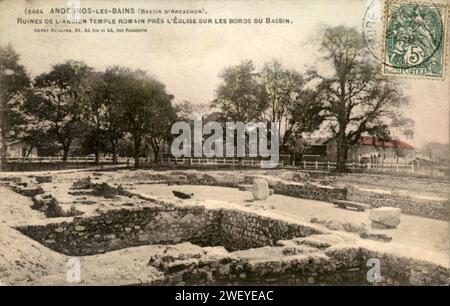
[175,100,196,122]
[212,60,266,122]
[0,44,31,159]
[30,60,93,161]
[81,71,113,164]
[260,60,306,148]
[147,98,177,162]
[99,67,130,164]
[17,111,57,157]
[421,142,450,162]
[175,100,209,122]
[107,67,175,168]
[293,26,413,172]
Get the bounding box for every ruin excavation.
[0,169,448,286]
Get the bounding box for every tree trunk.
[335,135,348,172]
[133,136,141,169]
[111,140,118,164]
[0,92,7,162]
[94,150,100,165]
[62,146,70,162]
[0,123,6,161]
[153,146,160,163]
[60,137,72,162]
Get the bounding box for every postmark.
[363,0,385,63]
[382,0,448,79]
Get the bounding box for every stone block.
[370,207,401,229]
[252,178,269,201]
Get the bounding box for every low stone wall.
[126,171,348,204]
[1,162,107,172]
[131,171,447,220]
[336,173,450,196]
[272,182,347,202]
[348,187,449,221]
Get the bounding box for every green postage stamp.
[382,0,448,79]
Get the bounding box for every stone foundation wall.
[18,204,222,256]
[154,250,366,286]
[17,203,323,256]
[355,247,450,285]
[221,210,322,251]
[152,244,449,286]
[347,187,449,221]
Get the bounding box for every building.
[2,140,38,158]
[327,136,415,164]
[303,136,415,164]
[302,137,329,161]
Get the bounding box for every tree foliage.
[0,44,31,157]
[260,60,306,151]
[27,60,93,160]
[104,67,176,167]
[212,60,266,122]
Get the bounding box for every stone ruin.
[0,171,448,286]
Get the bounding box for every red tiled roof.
[356,136,414,150]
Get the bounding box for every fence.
[2,156,422,175]
[301,160,416,173]
[158,157,284,167]
[159,158,416,173]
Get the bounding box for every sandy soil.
[0,185,161,285]
[0,187,67,284]
[34,245,167,285]
[0,186,47,226]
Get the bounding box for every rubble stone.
[35,175,52,184]
[71,177,91,190]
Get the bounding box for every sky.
[0,0,448,148]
